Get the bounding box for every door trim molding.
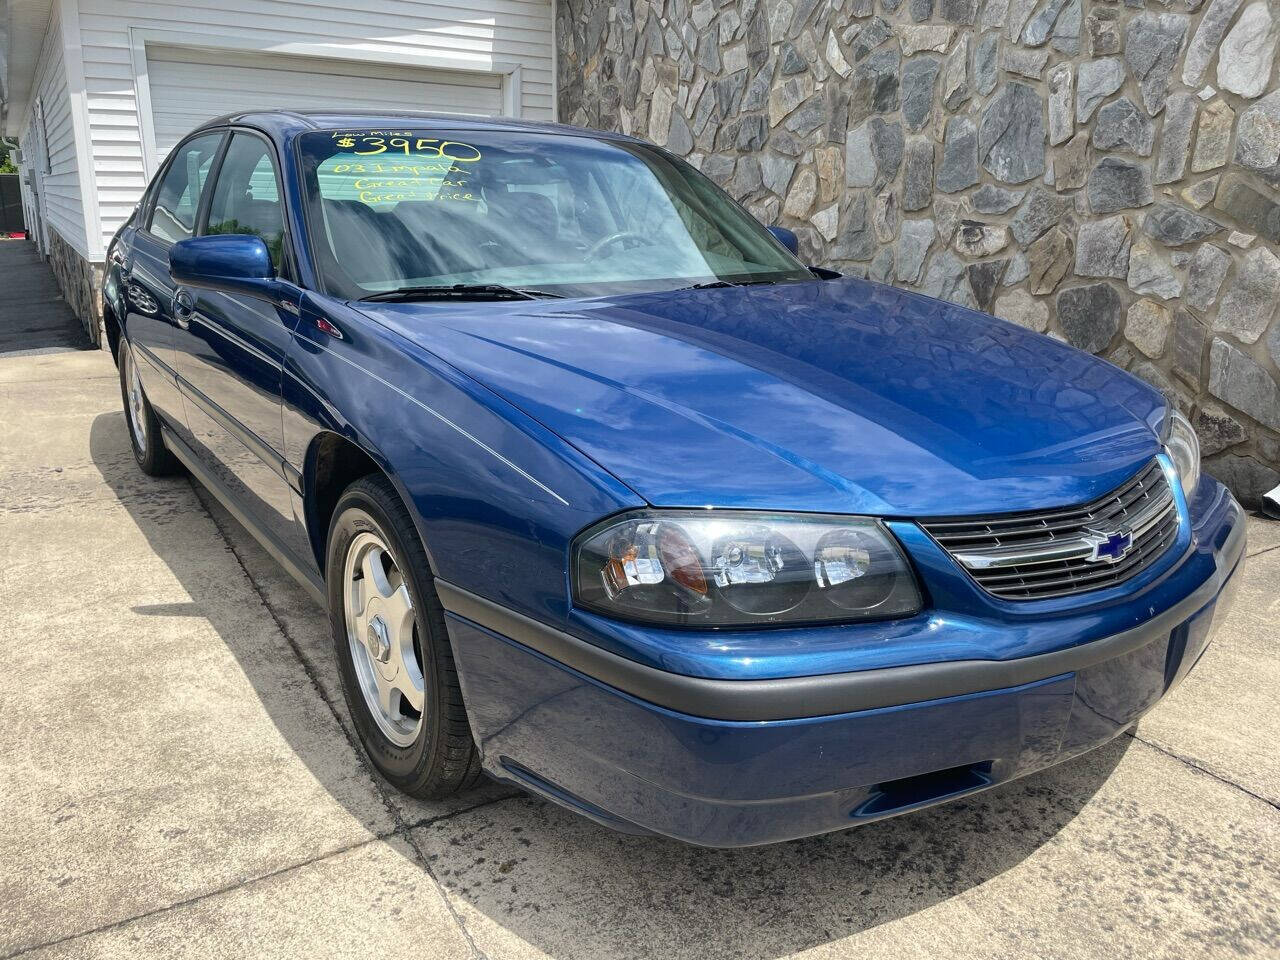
[177,370,291,487]
[162,422,326,605]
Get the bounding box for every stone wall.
[47,228,104,349]
[557,0,1280,504]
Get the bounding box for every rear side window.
[148,133,224,244]
[206,133,287,270]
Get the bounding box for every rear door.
[123,131,225,434]
[170,130,309,561]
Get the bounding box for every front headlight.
[573,511,922,627]
[1163,408,1201,498]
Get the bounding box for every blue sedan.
[105,111,1246,847]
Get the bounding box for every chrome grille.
[920,460,1180,601]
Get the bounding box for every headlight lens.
[574,511,922,627]
[1163,408,1201,498]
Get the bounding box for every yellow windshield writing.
[328,131,482,162]
[318,149,480,206]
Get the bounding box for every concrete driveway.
[2,344,1279,958]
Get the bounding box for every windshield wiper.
[359,283,564,303]
[679,278,788,291]
[680,280,740,290]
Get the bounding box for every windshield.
[297,129,814,299]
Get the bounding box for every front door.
[123,131,225,434]
[170,130,308,561]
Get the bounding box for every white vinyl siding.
[75,0,556,253]
[22,3,87,256]
[145,46,505,156]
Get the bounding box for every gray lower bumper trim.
[435,525,1242,723]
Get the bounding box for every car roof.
[190,109,645,145]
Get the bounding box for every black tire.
[118,338,181,476]
[326,474,483,798]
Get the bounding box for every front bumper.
[439,484,1246,847]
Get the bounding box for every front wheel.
[118,339,180,476]
[326,475,482,798]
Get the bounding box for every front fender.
[281,295,643,625]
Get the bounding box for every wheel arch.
[102,295,123,363]
[303,430,399,577]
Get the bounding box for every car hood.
[357,277,1166,517]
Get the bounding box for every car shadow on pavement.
[90,410,1131,959]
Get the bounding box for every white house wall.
[23,1,87,257]
[76,0,557,255]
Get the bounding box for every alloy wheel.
[342,529,425,747]
[123,347,148,454]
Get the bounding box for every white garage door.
[147,45,505,158]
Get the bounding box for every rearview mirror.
[767,226,799,256]
[169,234,282,302]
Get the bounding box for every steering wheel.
[584,230,652,261]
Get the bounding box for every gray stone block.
[1218,2,1277,99]
[1154,94,1196,185]
[1087,157,1154,214]
[1011,188,1075,247]
[1057,283,1123,353]
[1208,338,1280,431]
[979,81,1045,183]
[1092,98,1155,157]
[921,249,978,307]
[1173,309,1208,383]
[1028,226,1074,294]
[937,116,980,192]
[1124,12,1188,115]
[901,54,942,131]
[1142,203,1223,247]
[897,217,935,282]
[1185,243,1231,312]
[1075,215,1134,278]
[902,137,935,211]
[1215,247,1280,343]
[1183,0,1246,86]
[1047,63,1074,146]
[1076,57,1125,122]
[1195,404,1247,456]
[1213,175,1280,245]
[1127,239,1182,300]
[972,184,1025,214]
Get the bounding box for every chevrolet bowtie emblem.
[1083,527,1134,564]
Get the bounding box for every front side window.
[297,130,813,300]
[206,133,287,270]
[148,133,223,244]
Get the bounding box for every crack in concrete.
[191,481,498,960]
[0,835,390,959]
[0,374,118,385]
[12,466,1272,956]
[0,794,517,960]
[4,479,522,959]
[1126,730,1279,813]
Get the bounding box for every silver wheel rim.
[124,347,147,454]
[343,527,425,747]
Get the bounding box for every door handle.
[172,288,194,329]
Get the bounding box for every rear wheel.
[326,474,482,797]
[118,339,180,476]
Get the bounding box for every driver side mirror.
[169,234,284,303]
[767,226,799,256]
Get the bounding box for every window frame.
[140,129,228,246]
[200,126,298,283]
